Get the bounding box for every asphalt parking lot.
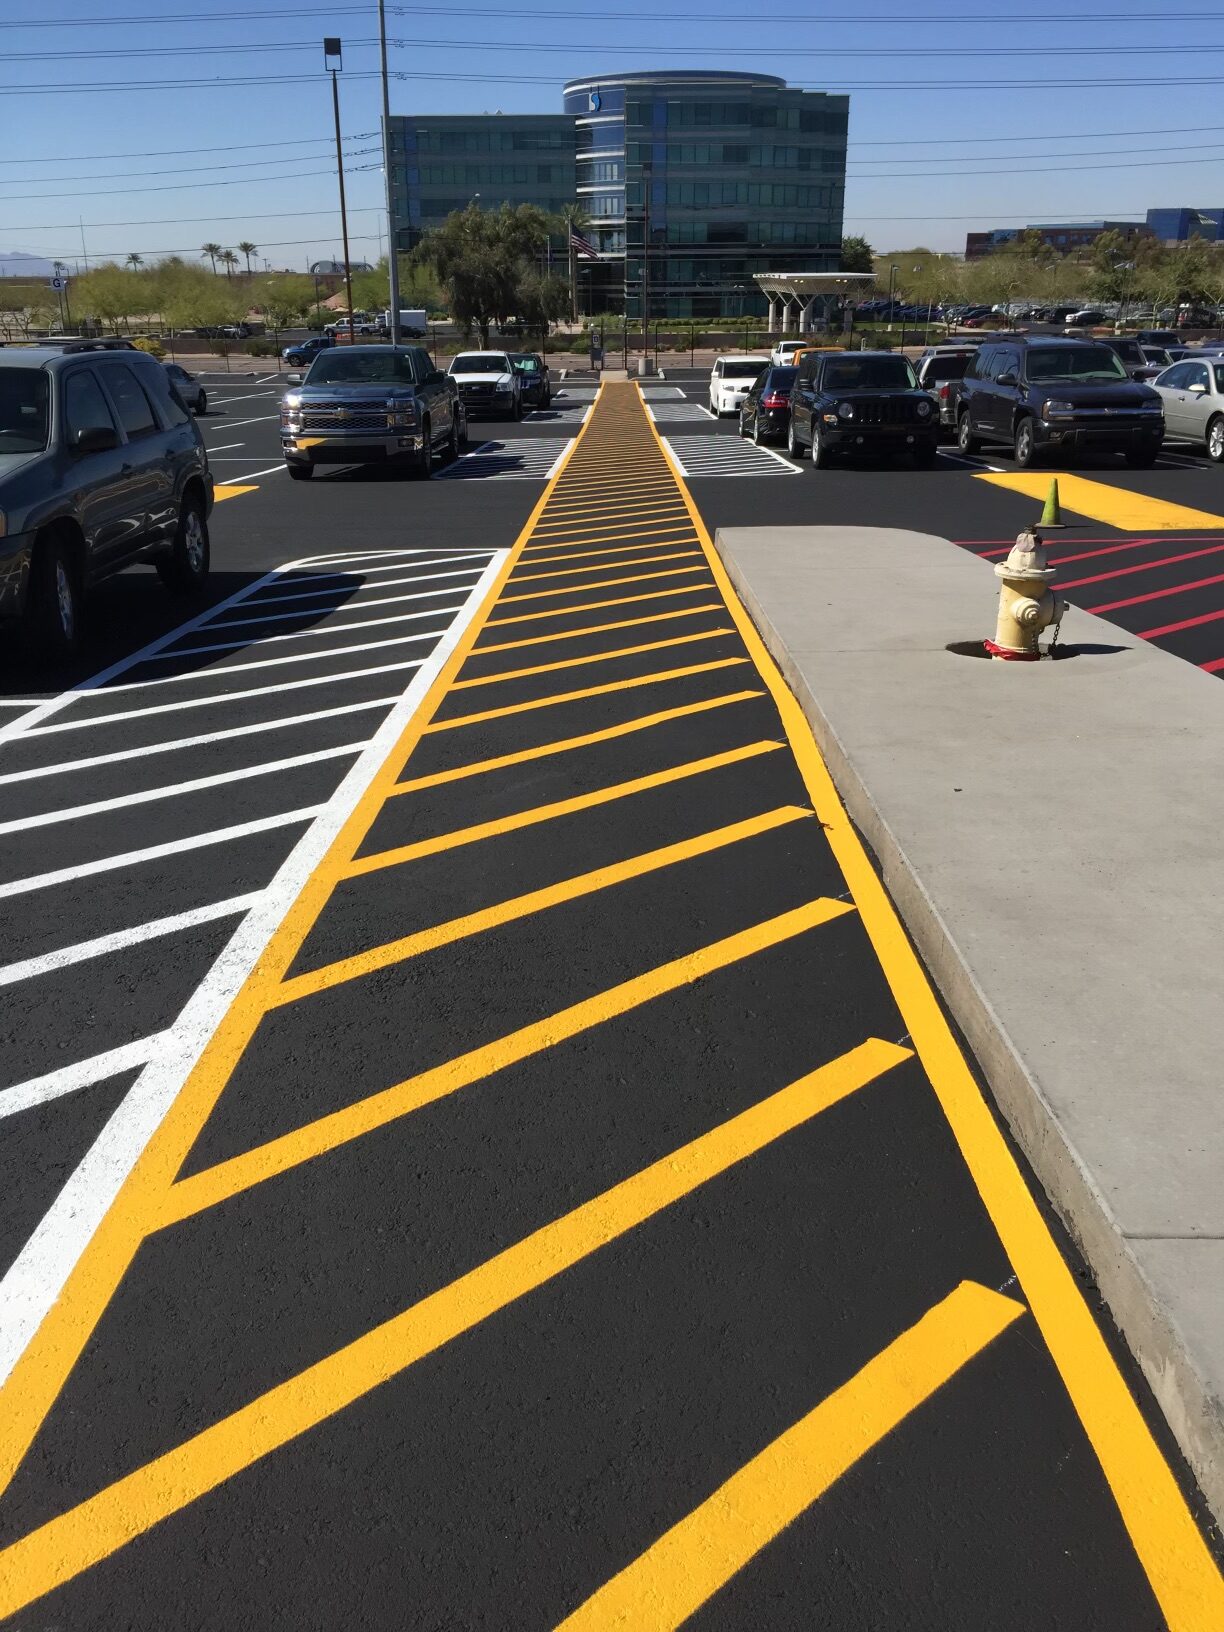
[1,372,1222,1628]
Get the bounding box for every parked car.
[0,340,213,653]
[325,318,379,338]
[280,344,465,479]
[1098,336,1155,379]
[709,354,770,416]
[282,335,334,367]
[1064,310,1106,329]
[1136,329,1181,348]
[962,310,998,329]
[163,362,206,414]
[737,365,798,444]
[1151,356,1224,461]
[770,339,808,367]
[912,347,976,434]
[955,337,1163,468]
[786,350,939,467]
[509,352,551,409]
[447,350,522,419]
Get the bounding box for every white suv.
[709,355,770,417]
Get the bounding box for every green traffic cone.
[1038,478,1066,529]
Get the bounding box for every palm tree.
[237,241,258,275]
[125,252,144,271]
[201,242,222,274]
[219,249,240,279]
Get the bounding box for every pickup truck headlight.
[1042,399,1076,417]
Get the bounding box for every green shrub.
[244,338,279,357]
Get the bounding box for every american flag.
[570,229,599,260]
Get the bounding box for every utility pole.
[641,160,652,357]
[325,38,356,342]
[378,0,401,345]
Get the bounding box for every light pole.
[378,0,401,344]
[887,263,899,332]
[324,37,356,343]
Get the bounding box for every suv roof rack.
[38,337,138,353]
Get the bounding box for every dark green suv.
[0,339,214,654]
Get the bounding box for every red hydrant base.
[982,639,1040,661]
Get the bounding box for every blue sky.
[3,0,1224,268]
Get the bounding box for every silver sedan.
[164,362,206,415]
[1151,356,1224,461]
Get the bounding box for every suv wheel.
[157,493,211,593]
[29,530,82,656]
[287,462,314,480]
[810,426,831,469]
[957,412,981,455]
[445,414,461,463]
[195,391,207,415]
[1013,417,1039,469]
[1208,416,1224,463]
[752,416,764,445]
[787,419,805,460]
[410,419,433,479]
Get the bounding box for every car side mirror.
[72,424,119,454]
[426,370,445,385]
[285,371,303,385]
[997,370,1018,387]
[1190,382,1208,394]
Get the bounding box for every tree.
[201,242,222,274]
[72,262,147,335]
[414,202,552,344]
[219,249,240,278]
[516,271,571,348]
[839,234,874,274]
[237,241,258,274]
[125,252,144,271]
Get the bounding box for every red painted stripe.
[1201,655,1224,673]
[1139,605,1224,639]
[964,534,1224,559]
[1089,569,1224,614]
[1058,542,1224,591]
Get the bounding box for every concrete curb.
[714,524,1224,1521]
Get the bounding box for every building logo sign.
[589,90,602,111]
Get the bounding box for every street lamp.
[323,37,356,342]
[378,0,401,344]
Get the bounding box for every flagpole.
[569,234,578,324]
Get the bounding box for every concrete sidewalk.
[715,523,1224,1520]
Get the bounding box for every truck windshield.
[1026,347,1127,382]
[0,368,50,452]
[450,354,510,373]
[306,353,416,384]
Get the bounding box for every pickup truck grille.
[458,382,497,400]
[850,398,916,427]
[299,399,390,431]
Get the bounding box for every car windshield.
[720,360,769,379]
[451,353,510,373]
[0,367,50,452]
[306,352,416,384]
[511,356,542,373]
[1110,341,1143,363]
[821,356,918,390]
[1026,347,1127,382]
[923,355,971,382]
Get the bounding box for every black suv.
[0,340,213,654]
[787,350,939,467]
[955,337,1164,468]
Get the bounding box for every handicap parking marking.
[638,386,687,401]
[645,402,723,424]
[524,402,592,424]
[663,433,799,478]
[437,438,575,480]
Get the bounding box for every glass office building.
[388,71,848,318]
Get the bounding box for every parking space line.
[205,442,246,452]
[213,484,258,503]
[485,585,718,628]
[499,567,710,606]
[1089,568,1224,614]
[352,740,784,873]
[516,537,699,568]
[28,660,425,734]
[557,1281,1025,1632]
[0,746,368,836]
[0,699,401,788]
[122,632,447,686]
[0,896,263,989]
[208,586,474,631]
[159,899,858,1228]
[1140,605,1224,639]
[240,567,484,609]
[393,692,764,795]
[471,605,726,655]
[167,605,468,656]
[0,807,322,901]
[1058,541,1224,591]
[977,471,1224,531]
[452,628,733,691]
[0,1038,903,1614]
[425,657,749,733]
[227,464,286,483]
[278,808,811,1008]
[269,553,493,589]
[0,1035,174,1121]
[509,551,702,584]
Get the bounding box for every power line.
[850,151,1224,179]
[4,156,380,201]
[2,3,1217,22]
[2,38,381,61]
[0,207,384,233]
[0,134,374,166]
[0,5,370,24]
[850,122,1224,146]
[849,137,1224,165]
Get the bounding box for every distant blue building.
[1145,208,1224,243]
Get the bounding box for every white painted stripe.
[255,373,280,383]
[226,463,286,482]
[120,631,446,685]
[203,390,277,405]
[0,744,366,836]
[207,587,478,631]
[164,604,467,657]
[270,553,496,589]
[0,700,43,708]
[0,563,287,747]
[662,435,689,476]
[0,896,262,988]
[242,565,483,609]
[0,806,322,901]
[0,550,506,1391]
[0,697,401,788]
[202,441,246,452]
[28,659,424,734]
[0,1035,172,1121]
[283,548,492,568]
[210,413,278,429]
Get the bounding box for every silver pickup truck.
[280,343,467,480]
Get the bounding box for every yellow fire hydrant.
[985,528,1066,661]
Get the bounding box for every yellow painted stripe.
[423,657,749,732]
[499,567,710,605]
[526,499,693,527]
[276,807,812,1008]
[976,471,1224,532]
[485,585,715,628]
[0,1039,906,1620]
[393,691,765,793]
[452,628,732,689]
[644,392,1224,1627]
[161,899,861,1226]
[212,483,258,502]
[509,550,702,584]
[0,387,605,1505]
[471,605,725,656]
[351,740,785,872]
[556,1280,1025,1632]
[521,533,699,562]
